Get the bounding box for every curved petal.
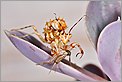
[83,64,110,80]
[5,30,107,81]
[86,1,121,48]
[97,20,121,81]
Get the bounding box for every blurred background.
[1,1,102,81]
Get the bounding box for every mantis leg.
[11,25,46,43]
[69,42,84,59]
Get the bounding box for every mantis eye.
[66,50,71,56]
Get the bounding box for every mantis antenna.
[54,13,57,19]
[68,15,87,34]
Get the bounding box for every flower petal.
[97,20,121,81]
[5,30,107,81]
[86,1,121,48]
[83,64,110,80]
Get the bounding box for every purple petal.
[83,64,110,80]
[5,30,107,81]
[97,20,121,81]
[86,1,121,48]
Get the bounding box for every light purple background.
[1,1,101,81]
